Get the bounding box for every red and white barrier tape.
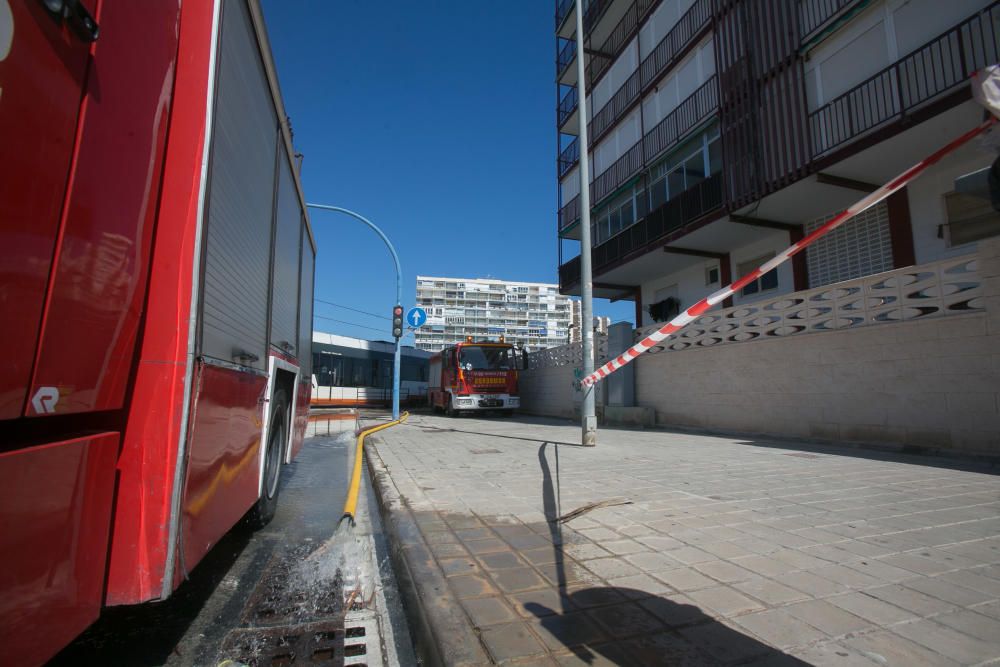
[581,117,996,388]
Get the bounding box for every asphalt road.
[50,412,412,667]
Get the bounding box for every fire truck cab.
[429,340,521,416]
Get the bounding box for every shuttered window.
[805,202,893,288]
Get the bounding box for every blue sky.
[261,1,635,342]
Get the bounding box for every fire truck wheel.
[445,395,457,417]
[248,388,288,528]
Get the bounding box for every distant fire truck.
[429,338,522,416]
[0,2,315,664]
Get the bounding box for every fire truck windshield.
[459,346,511,371]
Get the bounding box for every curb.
[364,434,490,667]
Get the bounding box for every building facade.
[555,0,1000,323]
[569,299,611,342]
[413,276,572,351]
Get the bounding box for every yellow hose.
[342,412,409,523]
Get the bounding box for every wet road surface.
[51,411,413,666]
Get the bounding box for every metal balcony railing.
[556,0,575,30]
[558,138,580,178]
[557,38,576,79]
[557,86,578,127]
[642,76,718,162]
[559,173,724,289]
[810,3,1000,158]
[559,76,719,232]
[559,0,713,163]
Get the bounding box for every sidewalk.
[366,413,1000,666]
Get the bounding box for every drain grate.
[220,620,348,666]
[242,553,344,626]
[343,610,382,667]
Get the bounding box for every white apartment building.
[413,277,572,352]
[568,300,611,342]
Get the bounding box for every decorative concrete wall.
[635,239,1000,454]
[521,239,1000,455]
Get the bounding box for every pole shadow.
[527,443,810,665]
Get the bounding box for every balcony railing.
[559,173,724,289]
[560,76,719,232]
[558,138,580,178]
[643,76,718,162]
[558,86,578,127]
[556,0,575,30]
[557,38,576,79]
[557,0,613,33]
[560,0,713,160]
[589,0,659,83]
[810,3,1000,158]
[639,0,713,89]
[798,0,864,44]
[593,141,645,203]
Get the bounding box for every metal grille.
[805,202,893,288]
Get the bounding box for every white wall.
[639,260,717,326]
[639,0,680,59]
[729,231,796,306]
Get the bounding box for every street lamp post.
[306,203,403,420]
[574,0,597,446]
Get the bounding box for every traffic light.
[392,304,404,338]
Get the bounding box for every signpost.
[406,307,427,329]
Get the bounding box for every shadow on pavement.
[528,442,809,666]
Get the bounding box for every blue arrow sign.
[406,307,427,328]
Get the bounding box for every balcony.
[557,38,576,80]
[559,75,719,233]
[557,0,614,36]
[810,3,1000,159]
[558,137,579,178]
[559,0,713,162]
[798,0,865,46]
[559,173,724,290]
[557,86,578,128]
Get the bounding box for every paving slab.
[365,412,1000,665]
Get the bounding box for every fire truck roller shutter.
[269,142,300,357]
[199,0,279,370]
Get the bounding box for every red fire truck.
[0,1,315,664]
[429,339,522,416]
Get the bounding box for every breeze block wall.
[634,238,1000,456]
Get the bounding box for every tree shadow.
[528,442,810,666]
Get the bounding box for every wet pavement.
[51,410,414,667]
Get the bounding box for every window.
[944,191,1000,247]
[737,254,779,296]
[706,265,720,285]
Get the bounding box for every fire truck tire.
[445,395,457,417]
[248,388,288,529]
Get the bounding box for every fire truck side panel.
[293,227,315,459]
[0,2,90,419]
[28,0,181,417]
[199,0,277,373]
[0,432,119,667]
[104,0,217,605]
[180,361,267,572]
[270,143,302,355]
